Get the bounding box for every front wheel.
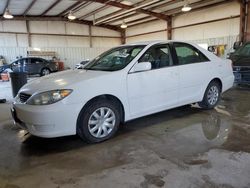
[40,68,51,76]
[198,81,221,110]
[77,99,120,143]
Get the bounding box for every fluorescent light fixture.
[121,21,127,29]
[68,11,76,20]
[182,4,192,12]
[33,48,41,51]
[3,9,13,19]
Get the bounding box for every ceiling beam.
[164,0,218,15]
[105,0,181,25]
[72,2,94,14]
[123,0,206,26]
[57,1,83,16]
[106,12,138,25]
[127,0,234,27]
[0,16,122,32]
[173,0,235,16]
[148,0,183,11]
[41,0,62,16]
[78,0,123,20]
[79,0,169,22]
[23,0,37,16]
[3,0,10,13]
[126,16,155,25]
[94,0,163,24]
[79,5,109,20]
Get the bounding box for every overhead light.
[121,21,127,29]
[68,11,76,20]
[33,47,41,51]
[182,4,192,12]
[3,8,13,19]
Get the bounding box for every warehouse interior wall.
[126,20,168,43]
[126,1,240,57]
[0,21,121,68]
[0,1,242,67]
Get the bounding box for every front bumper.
[11,101,82,138]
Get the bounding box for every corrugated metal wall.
[0,47,111,68]
[0,20,121,67]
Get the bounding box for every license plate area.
[234,73,241,81]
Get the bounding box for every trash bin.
[10,72,28,97]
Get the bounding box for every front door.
[127,43,179,119]
[28,58,44,74]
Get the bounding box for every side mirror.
[208,46,215,53]
[233,41,242,50]
[131,62,151,73]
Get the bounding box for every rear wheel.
[77,99,120,143]
[40,68,50,76]
[199,81,221,109]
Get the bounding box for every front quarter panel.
[65,70,130,121]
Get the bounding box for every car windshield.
[235,43,250,56]
[84,45,145,71]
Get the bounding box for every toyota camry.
[11,41,234,143]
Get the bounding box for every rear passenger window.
[174,43,209,65]
[31,58,43,64]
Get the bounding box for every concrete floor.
[0,84,250,188]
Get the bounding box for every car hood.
[230,54,250,66]
[20,69,110,94]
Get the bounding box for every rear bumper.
[222,75,234,92]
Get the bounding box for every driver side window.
[138,44,173,69]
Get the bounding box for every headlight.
[26,89,72,105]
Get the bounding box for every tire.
[198,81,221,110]
[77,99,121,143]
[40,68,51,76]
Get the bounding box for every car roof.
[120,40,220,62]
[121,40,202,47]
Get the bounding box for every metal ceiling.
[0,0,236,31]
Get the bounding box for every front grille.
[19,93,31,103]
[240,67,250,72]
[242,73,250,81]
[233,66,250,72]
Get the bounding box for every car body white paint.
[12,41,234,138]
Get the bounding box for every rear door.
[172,42,211,105]
[127,43,180,118]
[29,58,44,74]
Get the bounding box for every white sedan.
[11,41,234,143]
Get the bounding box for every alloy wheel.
[207,86,219,106]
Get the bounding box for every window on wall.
[174,43,209,65]
[138,44,173,69]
